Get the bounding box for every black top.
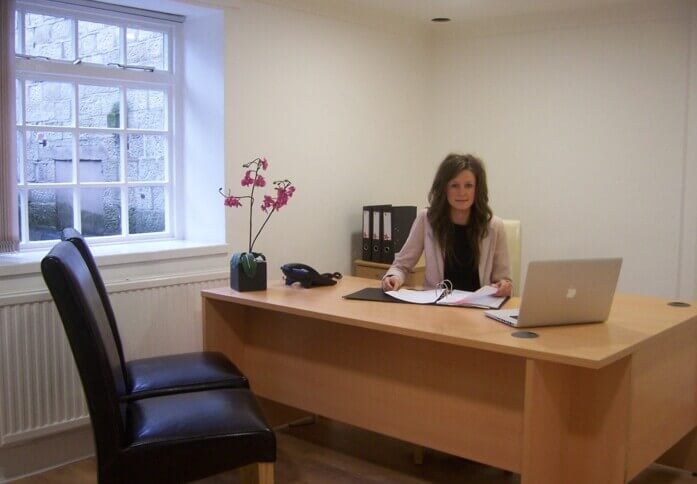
[443,223,480,292]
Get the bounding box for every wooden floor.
[14,417,697,484]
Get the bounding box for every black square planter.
[230,258,267,292]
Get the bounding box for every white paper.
[385,288,443,304]
[385,285,506,309]
[438,285,497,304]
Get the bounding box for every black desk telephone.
[281,263,342,288]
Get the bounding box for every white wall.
[224,0,432,276]
[431,0,697,298]
[220,0,697,299]
[681,3,697,301]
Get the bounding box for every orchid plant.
[220,157,295,277]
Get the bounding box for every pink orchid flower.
[224,196,242,207]
[241,170,255,187]
[220,157,295,253]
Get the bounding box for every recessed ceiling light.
[431,17,451,23]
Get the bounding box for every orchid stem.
[247,159,261,252]
[250,207,276,253]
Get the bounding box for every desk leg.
[521,357,631,484]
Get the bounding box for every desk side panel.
[521,357,631,484]
[240,308,526,472]
[627,321,697,478]
[202,296,249,368]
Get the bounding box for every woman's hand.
[492,279,512,297]
[381,275,402,292]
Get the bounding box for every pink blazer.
[384,209,511,289]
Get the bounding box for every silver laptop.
[485,258,622,328]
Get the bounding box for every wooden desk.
[202,276,697,484]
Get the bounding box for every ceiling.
[98,0,662,27]
[256,0,651,24]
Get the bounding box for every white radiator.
[0,275,227,447]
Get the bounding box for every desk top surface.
[202,276,697,369]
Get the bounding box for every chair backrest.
[61,228,128,382]
[41,241,127,463]
[502,219,522,296]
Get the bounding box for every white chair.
[502,219,522,296]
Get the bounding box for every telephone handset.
[281,263,342,288]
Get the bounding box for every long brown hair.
[427,153,492,265]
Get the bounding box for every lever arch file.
[381,206,417,264]
[370,205,390,262]
[362,206,373,261]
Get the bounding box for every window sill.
[0,240,230,278]
[0,240,232,303]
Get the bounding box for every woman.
[382,153,512,297]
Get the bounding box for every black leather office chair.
[60,228,248,400]
[42,241,276,483]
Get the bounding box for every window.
[14,1,180,245]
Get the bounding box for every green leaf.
[232,251,265,279]
[240,252,257,278]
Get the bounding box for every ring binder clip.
[435,279,453,303]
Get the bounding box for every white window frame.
[14,0,180,249]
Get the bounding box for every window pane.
[15,79,22,125]
[15,11,20,54]
[25,131,73,183]
[25,13,74,61]
[79,133,121,182]
[17,194,22,239]
[78,20,120,65]
[129,186,164,234]
[81,188,121,236]
[26,80,74,127]
[79,84,120,128]
[28,188,73,241]
[127,134,166,181]
[126,28,165,70]
[127,88,166,130]
[16,130,22,183]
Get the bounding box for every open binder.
[344,285,508,309]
